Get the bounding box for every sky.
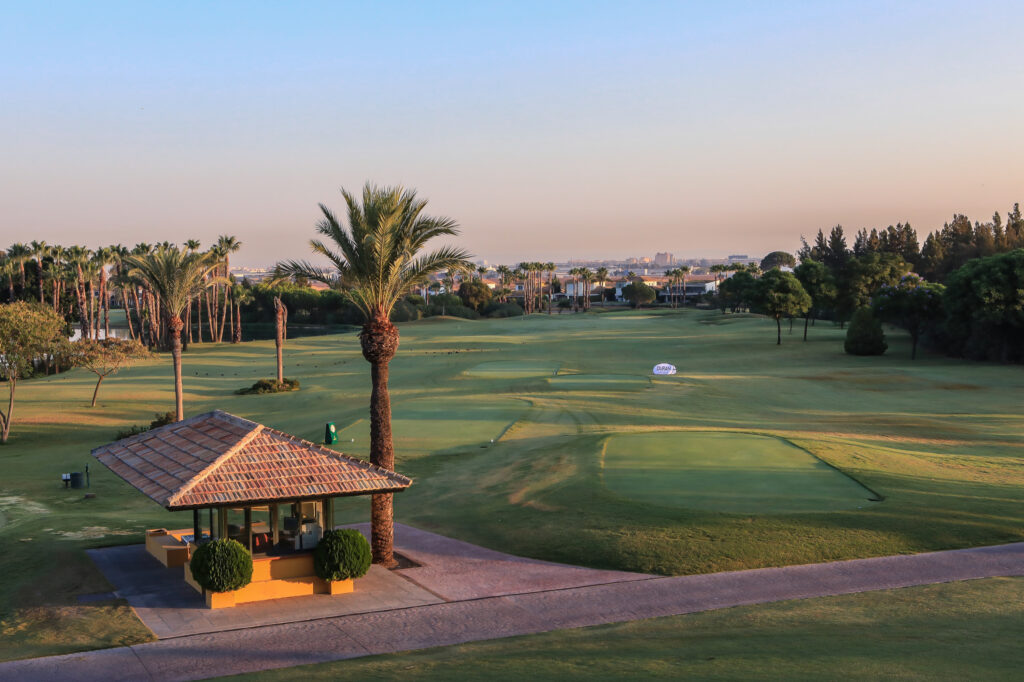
[2,1,1023,266]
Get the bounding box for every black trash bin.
[70,472,85,489]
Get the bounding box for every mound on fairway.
[332,397,527,459]
[464,361,559,379]
[548,374,650,391]
[603,432,878,514]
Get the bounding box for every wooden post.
[270,503,280,548]
[218,507,228,539]
[208,508,214,539]
[324,497,334,530]
[193,509,201,543]
[243,507,252,552]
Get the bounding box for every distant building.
[654,252,674,266]
[727,254,750,263]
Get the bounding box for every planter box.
[183,548,355,609]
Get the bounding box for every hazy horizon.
[3,1,1023,267]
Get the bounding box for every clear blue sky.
[2,1,1022,265]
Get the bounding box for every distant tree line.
[717,202,1024,361]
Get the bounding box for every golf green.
[602,432,878,514]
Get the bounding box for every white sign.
[652,363,677,375]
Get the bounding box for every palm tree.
[274,183,471,566]
[545,262,555,313]
[7,244,30,297]
[231,283,252,343]
[595,267,609,307]
[216,236,242,343]
[30,241,48,304]
[678,265,691,307]
[184,240,202,343]
[125,247,222,421]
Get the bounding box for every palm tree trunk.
[1,378,15,443]
[195,295,203,342]
[360,314,399,567]
[122,289,136,341]
[274,297,285,383]
[169,315,185,421]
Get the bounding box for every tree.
[837,252,911,324]
[760,251,796,272]
[872,274,945,360]
[754,270,811,345]
[273,295,287,383]
[622,281,656,308]
[718,270,757,312]
[943,249,1024,362]
[0,302,68,442]
[595,267,609,307]
[793,259,837,341]
[273,183,471,567]
[72,338,153,407]
[231,284,253,344]
[125,248,222,421]
[457,279,492,312]
[844,307,887,356]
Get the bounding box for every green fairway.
[232,577,1024,681]
[548,374,651,392]
[0,309,1022,660]
[463,360,560,378]
[603,432,878,514]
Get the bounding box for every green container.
[325,422,338,445]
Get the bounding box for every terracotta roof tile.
[92,410,411,509]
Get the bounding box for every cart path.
[1,540,1022,681]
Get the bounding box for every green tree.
[943,249,1024,362]
[0,302,68,442]
[72,338,154,407]
[622,281,656,308]
[754,270,811,345]
[273,183,471,566]
[844,307,887,356]
[872,274,945,359]
[125,248,223,421]
[759,251,796,271]
[457,279,492,313]
[793,259,837,341]
[719,270,757,312]
[837,252,911,323]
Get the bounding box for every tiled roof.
[92,410,411,510]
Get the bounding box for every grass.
[602,432,878,514]
[0,309,1021,660]
[229,577,1024,681]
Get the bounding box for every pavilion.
[92,409,411,607]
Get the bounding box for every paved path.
[2,537,1022,681]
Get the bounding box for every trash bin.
[70,472,85,489]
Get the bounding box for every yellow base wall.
[145,529,190,568]
[178,538,354,609]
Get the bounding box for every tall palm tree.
[216,236,242,343]
[184,240,202,343]
[678,265,691,307]
[274,183,471,566]
[30,240,49,304]
[231,283,252,343]
[125,247,222,421]
[7,243,31,297]
[594,267,609,307]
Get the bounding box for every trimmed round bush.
[845,307,888,356]
[313,529,372,581]
[189,538,253,593]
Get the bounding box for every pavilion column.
[193,509,200,543]
[243,507,252,551]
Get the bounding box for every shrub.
[150,411,176,429]
[844,307,888,356]
[425,303,480,319]
[405,294,425,306]
[115,424,148,440]
[189,539,253,592]
[458,280,493,312]
[313,529,372,581]
[235,378,300,395]
[390,299,421,323]
[483,302,524,318]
